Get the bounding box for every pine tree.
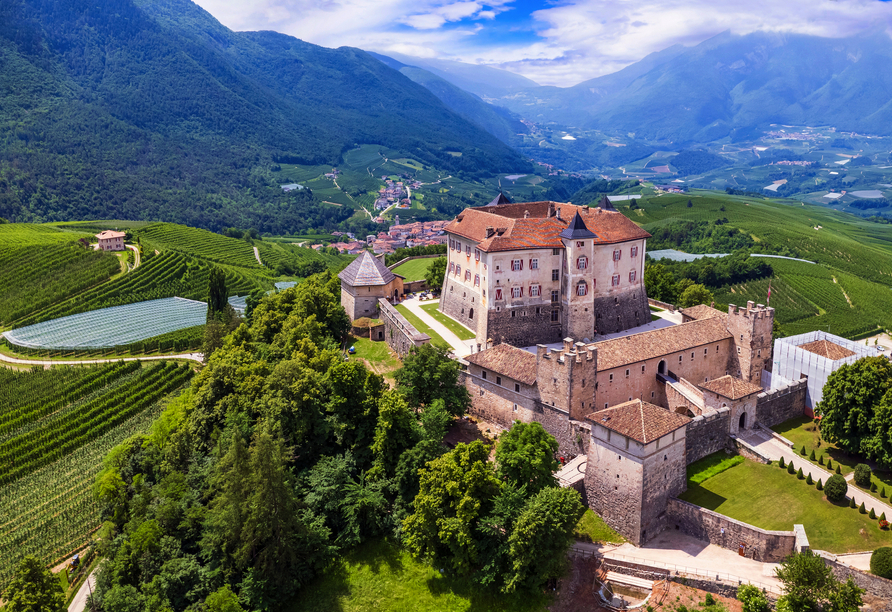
[806,473,813,485]
[860,502,867,514]
[882,487,887,498]
[882,512,887,522]
[870,508,877,519]
[779,456,786,469]
[818,455,825,466]
[788,461,796,474]
[872,482,878,492]
[837,465,842,474]
[797,467,804,479]
[816,478,823,490]
[809,449,816,461]
[826,458,833,470]
[800,446,807,456]
[850,496,857,509]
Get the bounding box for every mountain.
[486,31,892,143]
[0,0,528,231]
[368,52,528,144]
[379,52,540,100]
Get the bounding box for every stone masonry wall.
[824,557,892,607]
[538,405,590,459]
[685,409,731,464]
[462,370,540,429]
[487,305,562,347]
[378,298,429,356]
[640,436,688,543]
[440,278,483,338]
[590,285,650,335]
[756,379,807,428]
[666,498,796,562]
[585,440,643,545]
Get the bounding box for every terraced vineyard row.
[0,366,99,416]
[0,242,121,324]
[139,223,262,268]
[0,361,193,486]
[0,224,91,246]
[16,252,261,326]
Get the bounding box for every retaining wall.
[823,556,892,604]
[666,498,796,562]
[685,409,731,464]
[377,298,430,356]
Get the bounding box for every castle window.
[551,310,559,322]
[512,286,523,298]
[553,248,560,255]
[515,383,520,392]
[629,270,637,283]
[664,455,668,461]
[691,352,694,361]
[577,241,585,248]
[530,258,539,270]
[631,246,639,257]
[609,374,614,382]
[577,282,588,297]
[613,250,621,261]
[482,370,487,380]
[551,290,559,302]
[512,259,523,271]
[456,241,462,251]
[552,269,559,281]
[465,270,471,281]
[449,239,453,249]
[737,347,741,354]
[456,265,461,276]
[475,248,480,260]
[536,307,541,314]
[642,365,646,372]
[612,274,620,287]
[496,376,502,386]
[577,256,588,270]
[758,349,762,357]
[512,311,516,318]
[704,348,708,355]
[651,392,655,398]
[606,403,609,409]
[679,355,683,363]
[530,285,541,297]
[480,389,485,396]
[474,274,480,286]
[716,345,719,352]
[483,290,486,297]
[449,262,455,273]
[513,404,518,412]
[625,369,630,377]
[495,288,503,300]
[495,264,501,271]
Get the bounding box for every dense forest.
[88,273,583,610]
[0,0,528,232]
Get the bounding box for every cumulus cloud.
[192,0,892,86]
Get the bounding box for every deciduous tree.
[395,343,470,416]
[4,556,66,612]
[495,422,559,495]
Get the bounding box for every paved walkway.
[573,530,783,593]
[0,351,203,367]
[400,297,474,357]
[68,570,96,612]
[741,428,892,520]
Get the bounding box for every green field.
[392,257,435,281]
[347,336,402,374]
[573,509,625,544]
[679,458,892,553]
[0,364,192,591]
[420,303,476,340]
[394,304,449,350]
[139,223,262,268]
[289,539,548,612]
[0,223,92,246]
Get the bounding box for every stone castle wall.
[666,498,796,562]
[377,299,430,356]
[640,436,688,543]
[440,278,482,338]
[590,285,650,335]
[585,440,643,544]
[538,405,590,459]
[685,409,731,464]
[824,556,892,604]
[756,379,807,428]
[487,306,561,347]
[462,370,540,428]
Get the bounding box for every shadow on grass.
[425,572,551,612]
[679,484,728,511]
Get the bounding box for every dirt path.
[0,351,203,367]
[126,244,140,269]
[253,246,263,266]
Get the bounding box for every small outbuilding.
[338,251,405,322]
[96,230,126,251]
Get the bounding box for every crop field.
[138,223,261,268]
[0,243,121,325]
[255,240,350,271]
[0,223,92,246]
[4,297,208,350]
[0,363,192,592]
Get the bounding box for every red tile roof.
[592,318,732,370]
[679,304,727,322]
[465,343,538,385]
[587,399,690,444]
[699,375,763,400]
[445,201,650,252]
[799,339,856,361]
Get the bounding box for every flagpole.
[767,281,772,307]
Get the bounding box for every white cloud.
[192,0,892,87]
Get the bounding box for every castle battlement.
[536,339,596,364]
[728,301,774,320]
[688,406,731,428]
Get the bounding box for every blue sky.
[192,0,892,86]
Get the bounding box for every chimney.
[486,227,495,238]
[548,202,556,217]
[556,207,562,220]
[524,210,530,219]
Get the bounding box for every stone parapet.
[377,298,430,356]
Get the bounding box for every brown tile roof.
[592,318,732,370]
[679,304,727,322]
[465,343,538,385]
[799,339,856,361]
[699,375,763,400]
[587,399,690,444]
[338,251,397,286]
[96,230,125,239]
[445,201,650,252]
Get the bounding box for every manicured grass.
[289,539,549,612]
[394,305,450,350]
[347,336,401,373]
[392,257,436,281]
[420,303,476,340]
[574,509,625,544]
[773,416,892,507]
[686,452,744,485]
[680,459,892,553]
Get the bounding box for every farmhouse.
[95,230,125,252]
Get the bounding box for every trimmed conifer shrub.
[810,449,816,461]
[882,487,887,498]
[870,508,877,519]
[851,496,858,509]
[826,458,833,470]
[816,478,823,490]
[797,467,804,480]
[837,465,842,474]
[800,446,807,456]
[861,502,868,514]
[872,482,878,492]
[882,512,887,522]
[818,455,825,466]
[788,461,796,474]
[779,457,786,468]
[807,473,814,485]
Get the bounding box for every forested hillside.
[0,0,527,232]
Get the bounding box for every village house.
[95,230,126,251]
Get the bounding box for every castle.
[439,197,651,346]
[449,199,808,547]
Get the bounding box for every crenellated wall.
[685,408,731,464]
[756,378,808,427]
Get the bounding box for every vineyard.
[0,224,92,246]
[14,251,261,326]
[138,223,262,268]
[0,363,192,591]
[0,243,121,325]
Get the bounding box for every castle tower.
[536,339,597,422]
[560,212,597,341]
[726,301,775,385]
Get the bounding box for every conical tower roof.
[597,195,617,211]
[559,211,598,240]
[486,192,511,206]
[338,251,397,286]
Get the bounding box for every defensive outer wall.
[377,298,430,356]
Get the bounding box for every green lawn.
[347,336,401,373]
[680,459,892,553]
[394,305,450,350]
[392,258,436,281]
[773,416,892,507]
[290,539,549,612]
[420,303,476,340]
[574,509,625,544]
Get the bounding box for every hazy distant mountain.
[369,52,528,143]
[380,52,540,100]
[0,0,526,229]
